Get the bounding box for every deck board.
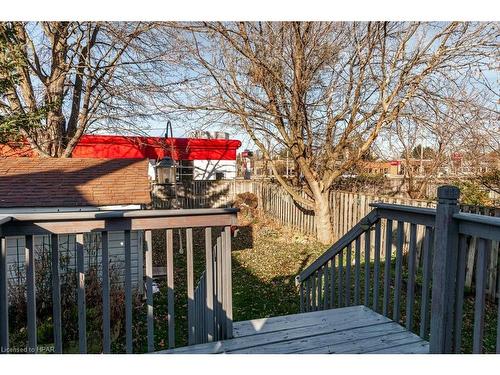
[158,305,429,354]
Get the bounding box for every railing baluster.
[166,229,175,349]
[220,233,227,337]
[473,238,490,354]
[0,237,8,352]
[200,274,205,343]
[338,252,343,308]
[76,233,87,353]
[420,226,433,340]
[205,227,214,342]
[317,267,323,310]
[354,237,361,305]
[50,234,62,354]
[25,235,37,353]
[373,221,381,312]
[305,278,311,312]
[311,272,317,311]
[330,258,335,308]
[124,230,133,353]
[453,234,467,353]
[145,230,154,352]
[213,242,218,341]
[224,226,233,338]
[393,221,404,323]
[196,276,200,343]
[383,219,393,317]
[345,243,351,307]
[323,262,329,309]
[497,289,500,354]
[216,236,222,338]
[364,230,371,306]
[406,223,417,331]
[186,228,195,345]
[101,231,111,353]
[194,278,198,343]
[299,280,304,313]
[199,278,202,343]
[202,273,207,340]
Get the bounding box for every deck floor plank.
[158,305,429,354]
[233,305,380,337]
[296,326,427,354]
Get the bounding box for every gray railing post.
[0,237,8,353]
[224,226,233,339]
[429,185,460,353]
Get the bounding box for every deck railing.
[0,208,237,353]
[296,185,500,354]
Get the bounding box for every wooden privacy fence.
[155,180,498,237]
[152,180,437,239]
[257,185,438,239]
[296,186,500,353]
[0,208,237,354]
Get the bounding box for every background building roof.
[0,158,151,208]
[0,135,242,161]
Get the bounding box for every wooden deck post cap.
[437,185,460,203]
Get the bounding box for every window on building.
[177,160,194,182]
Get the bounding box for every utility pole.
[286,150,289,178]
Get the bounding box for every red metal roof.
[0,135,241,161]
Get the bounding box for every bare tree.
[166,21,498,243]
[387,64,499,199]
[0,21,172,157]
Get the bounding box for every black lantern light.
[155,157,177,185]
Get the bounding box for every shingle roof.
[0,158,151,208]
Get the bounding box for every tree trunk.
[314,193,335,245]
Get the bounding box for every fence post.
[429,185,460,353]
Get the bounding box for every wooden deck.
[159,305,429,354]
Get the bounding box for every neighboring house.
[449,151,500,176]
[359,152,500,178]
[359,160,402,176]
[0,157,151,289]
[0,133,242,181]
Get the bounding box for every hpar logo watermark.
[1,345,55,353]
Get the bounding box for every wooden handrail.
[370,203,436,227]
[0,208,239,236]
[454,212,500,241]
[6,208,239,221]
[297,209,379,284]
[298,202,438,283]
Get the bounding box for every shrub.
[233,192,259,220]
[7,236,127,353]
[454,180,492,206]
